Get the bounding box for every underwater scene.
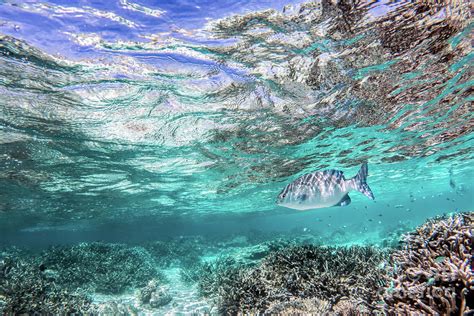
[0,0,473,314]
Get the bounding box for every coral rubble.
[383,212,473,315]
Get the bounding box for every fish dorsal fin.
[322,169,345,180]
[296,170,346,186]
[335,194,351,207]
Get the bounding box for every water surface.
[0,0,472,247]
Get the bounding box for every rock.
[138,279,157,304]
[138,279,172,308]
[149,288,172,308]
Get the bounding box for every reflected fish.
[277,163,375,210]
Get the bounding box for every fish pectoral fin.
[335,194,351,207]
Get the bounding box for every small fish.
[449,167,456,189]
[277,163,375,210]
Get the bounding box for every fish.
[449,167,456,189]
[277,163,375,210]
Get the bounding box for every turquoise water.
[0,0,473,313]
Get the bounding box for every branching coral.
[1,213,471,314]
[145,236,205,269]
[195,256,254,300]
[37,242,163,294]
[383,212,473,315]
[266,297,331,314]
[195,212,473,315]
[0,253,93,314]
[197,245,388,314]
[0,242,166,313]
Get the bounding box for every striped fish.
[277,163,374,210]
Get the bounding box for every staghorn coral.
[266,297,331,314]
[1,213,472,314]
[144,236,206,269]
[37,242,163,294]
[194,212,473,315]
[383,212,473,315]
[0,242,166,313]
[197,245,389,314]
[195,256,254,300]
[0,252,93,314]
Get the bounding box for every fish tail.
[351,162,375,200]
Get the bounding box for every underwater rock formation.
[137,279,172,308]
[383,212,473,315]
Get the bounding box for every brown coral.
[197,245,389,314]
[266,297,331,315]
[383,212,473,315]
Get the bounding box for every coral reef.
[383,212,473,315]
[179,237,300,285]
[197,245,388,314]
[195,256,253,301]
[266,297,331,314]
[37,242,163,294]
[1,213,472,314]
[0,242,165,313]
[145,236,205,269]
[0,251,93,314]
[195,212,473,315]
